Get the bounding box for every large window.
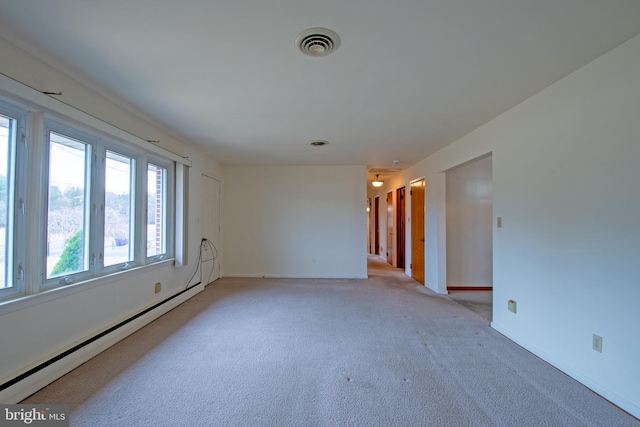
[0,87,182,304]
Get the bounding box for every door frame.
[374,196,380,255]
[386,191,393,264]
[396,186,406,269]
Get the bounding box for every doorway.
[396,187,406,269]
[410,179,425,284]
[445,154,493,319]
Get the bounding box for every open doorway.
[445,154,493,320]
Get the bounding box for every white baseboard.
[491,321,639,419]
[0,283,204,404]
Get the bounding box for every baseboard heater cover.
[0,282,202,401]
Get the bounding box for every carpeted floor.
[23,256,638,426]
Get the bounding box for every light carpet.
[23,256,638,426]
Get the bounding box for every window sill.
[0,258,176,316]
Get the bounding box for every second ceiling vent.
[296,28,340,57]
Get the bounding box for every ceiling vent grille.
[296,28,340,57]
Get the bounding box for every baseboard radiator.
[0,283,204,403]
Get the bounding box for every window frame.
[41,122,97,288]
[100,145,141,274]
[39,118,176,291]
[145,155,175,263]
[0,100,27,301]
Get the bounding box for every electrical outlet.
[592,334,603,353]
[155,282,161,293]
[497,217,502,228]
[508,299,517,313]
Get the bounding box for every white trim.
[0,73,192,167]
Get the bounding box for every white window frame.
[42,121,97,288]
[0,100,27,301]
[145,155,175,263]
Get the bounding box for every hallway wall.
[366,34,640,417]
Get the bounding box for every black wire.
[183,238,219,290]
[202,238,219,286]
[183,238,205,290]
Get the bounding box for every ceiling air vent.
[296,28,340,57]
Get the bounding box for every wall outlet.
[497,217,502,228]
[155,282,161,293]
[508,299,517,313]
[592,334,603,353]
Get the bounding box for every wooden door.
[411,179,425,284]
[396,187,406,269]
[387,191,393,264]
[374,197,380,255]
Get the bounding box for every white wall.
[368,34,640,417]
[222,165,367,279]
[445,155,493,289]
[0,37,221,397]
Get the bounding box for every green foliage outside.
[51,230,83,276]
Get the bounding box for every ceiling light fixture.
[372,174,384,187]
[296,28,340,57]
[310,140,328,147]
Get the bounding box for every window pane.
[46,132,90,279]
[0,114,15,289]
[147,163,166,257]
[104,151,135,267]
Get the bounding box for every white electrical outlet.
[508,299,517,313]
[155,282,161,293]
[592,334,603,353]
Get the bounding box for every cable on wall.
[183,238,219,290]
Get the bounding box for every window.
[0,84,185,304]
[46,132,91,281]
[104,151,135,267]
[147,163,167,258]
[40,121,174,289]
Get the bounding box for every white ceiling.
[1,0,639,176]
